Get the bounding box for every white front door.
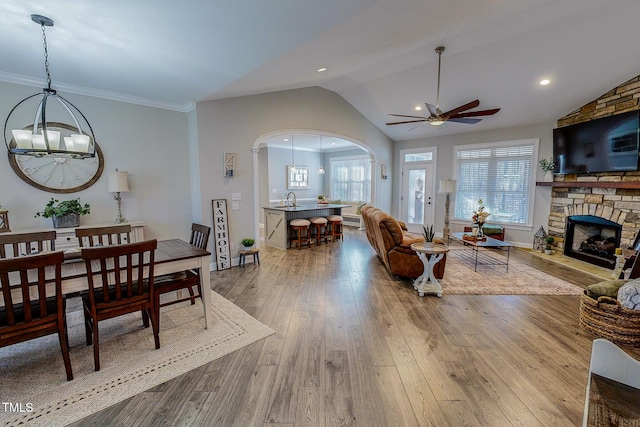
[400,162,434,232]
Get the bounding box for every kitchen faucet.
[286,192,297,207]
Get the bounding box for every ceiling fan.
[386,46,500,128]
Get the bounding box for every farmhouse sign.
[212,199,231,270]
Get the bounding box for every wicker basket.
[52,213,80,228]
[579,291,640,347]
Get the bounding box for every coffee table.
[448,232,513,272]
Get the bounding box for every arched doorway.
[251,129,376,247]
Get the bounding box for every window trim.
[451,138,539,230]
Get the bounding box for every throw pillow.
[585,279,628,299]
[618,280,640,310]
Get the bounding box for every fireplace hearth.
[564,215,621,269]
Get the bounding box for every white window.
[453,139,538,227]
[331,156,371,202]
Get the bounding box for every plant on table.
[422,225,435,243]
[35,198,91,218]
[241,238,255,248]
[472,199,490,225]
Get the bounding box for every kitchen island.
[263,204,351,249]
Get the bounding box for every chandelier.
[3,14,96,158]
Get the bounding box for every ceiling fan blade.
[449,108,501,119]
[442,99,480,118]
[388,113,430,119]
[447,117,482,124]
[386,119,429,125]
[425,103,438,116]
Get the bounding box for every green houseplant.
[241,238,255,248]
[35,198,90,228]
[422,225,435,247]
[544,236,555,255]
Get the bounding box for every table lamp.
[438,179,457,238]
[108,169,130,223]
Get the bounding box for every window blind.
[331,157,371,202]
[454,143,535,225]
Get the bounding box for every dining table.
[2,239,213,329]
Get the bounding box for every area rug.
[437,248,585,295]
[0,290,274,426]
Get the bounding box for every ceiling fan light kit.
[386,46,500,128]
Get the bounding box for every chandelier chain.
[40,23,52,90]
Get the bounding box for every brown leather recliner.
[361,205,446,279]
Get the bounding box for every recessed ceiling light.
[331,142,336,146]
[539,79,551,86]
[415,106,422,111]
[317,67,327,73]
[283,138,289,142]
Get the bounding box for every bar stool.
[309,217,328,246]
[327,215,343,242]
[289,219,311,249]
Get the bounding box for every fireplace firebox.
[564,215,621,269]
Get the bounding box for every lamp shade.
[438,179,457,194]
[108,170,130,192]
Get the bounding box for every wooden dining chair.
[0,251,73,380]
[75,224,132,248]
[81,239,159,371]
[153,223,210,312]
[0,231,56,258]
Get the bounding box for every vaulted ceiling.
[2,0,639,142]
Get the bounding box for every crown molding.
[0,71,193,113]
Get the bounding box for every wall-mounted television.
[552,110,640,174]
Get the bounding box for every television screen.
[553,110,640,174]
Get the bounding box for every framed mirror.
[287,165,309,189]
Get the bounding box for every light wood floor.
[71,228,640,426]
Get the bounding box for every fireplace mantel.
[537,181,640,189]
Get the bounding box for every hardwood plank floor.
[71,228,640,426]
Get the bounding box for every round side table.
[410,242,449,297]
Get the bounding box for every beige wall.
[195,86,394,256]
[394,122,556,246]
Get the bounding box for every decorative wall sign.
[212,199,231,270]
[287,165,309,189]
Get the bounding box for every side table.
[238,248,260,267]
[410,242,449,297]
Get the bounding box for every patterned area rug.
[438,248,584,295]
[0,290,274,426]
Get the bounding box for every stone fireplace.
[547,177,640,268]
[546,74,640,268]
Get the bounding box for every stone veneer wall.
[548,174,640,251]
[549,74,640,251]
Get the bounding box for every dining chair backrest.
[0,250,73,380]
[190,223,211,250]
[76,224,132,248]
[0,251,64,335]
[82,239,157,305]
[0,231,56,259]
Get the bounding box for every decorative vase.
[424,241,434,248]
[477,222,485,238]
[52,213,80,228]
[544,171,553,182]
[471,224,479,237]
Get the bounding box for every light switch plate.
[232,202,240,210]
[232,192,241,201]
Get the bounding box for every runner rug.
[438,248,585,295]
[0,290,274,426]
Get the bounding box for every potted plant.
[422,225,435,248]
[317,195,328,204]
[241,238,255,249]
[544,236,555,255]
[35,198,91,228]
[539,158,555,182]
